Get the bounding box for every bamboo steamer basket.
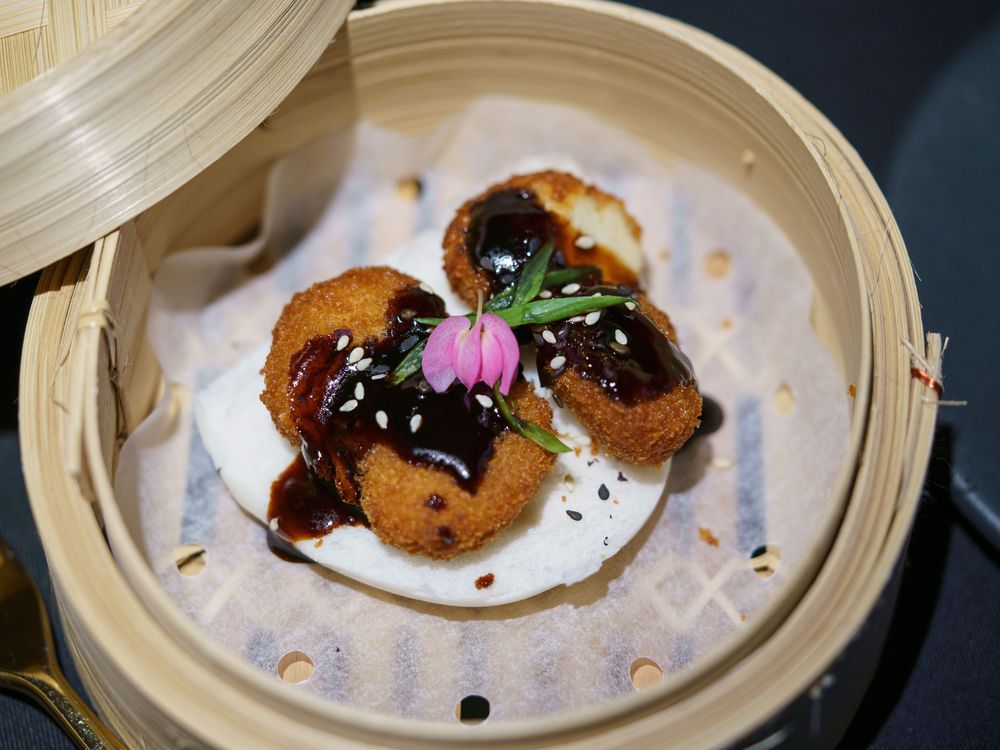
[12,1,940,748]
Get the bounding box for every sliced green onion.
[494,383,572,454]
[512,241,554,307]
[541,265,600,289]
[387,338,426,385]
[418,294,630,329]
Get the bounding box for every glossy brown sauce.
[288,287,509,508]
[534,285,695,404]
[267,454,368,544]
[466,187,636,294]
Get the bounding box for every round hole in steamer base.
[277,651,314,684]
[456,695,490,725]
[173,544,206,576]
[630,658,664,690]
[750,545,782,578]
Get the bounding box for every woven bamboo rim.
[0,0,350,284]
[19,1,939,747]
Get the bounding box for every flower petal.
[480,313,520,395]
[454,318,483,389]
[421,316,469,392]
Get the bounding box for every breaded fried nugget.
[261,266,557,559]
[360,379,555,559]
[443,171,642,307]
[444,170,701,464]
[262,266,407,443]
[540,294,702,465]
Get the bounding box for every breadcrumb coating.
[261,266,556,558]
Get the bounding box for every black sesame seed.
[603,536,609,546]
[617,471,628,482]
[587,458,598,466]
[436,525,455,545]
[598,484,610,500]
[566,510,583,521]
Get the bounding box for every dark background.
[2,1,999,747]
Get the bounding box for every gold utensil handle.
[8,671,127,750]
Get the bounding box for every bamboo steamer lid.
[0,0,352,283]
[13,0,941,748]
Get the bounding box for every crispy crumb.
[739,613,748,622]
[721,318,733,330]
[574,446,582,456]
[396,176,422,201]
[475,573,495,590]
[612,499,620,505]
[313,539,323,548]
[848,383,857,398]
[698,527,720,547]
[561,495,567,503]
[658,249,671,261]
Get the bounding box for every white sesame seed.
[410,414,423,433]
[339,399,358,412]
[354,382,365,400]
[591,291,602,297]
[569,316,585,323]
[625,301,637,311]
[614,329,628,345]
[336,334,350,351]
[370,373,387,380]
[585,311,601,325]
[574,234,596,250]
[375,410,388,429]
[561,283,581,295]
[541,329,557,344]
[419,282,434,294]
[356,357,373,371]
[269,517,279,532]
[550,355,567,369]
[475,394,494,408]
[348,347,364,364]
[538,290,553,299]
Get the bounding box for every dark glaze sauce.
[533,285,695,405]
[288,286,509,510]
[466,187,639,293]
[467,188,570,294]
[267,454,368,545]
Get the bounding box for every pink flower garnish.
[422,304,519,395]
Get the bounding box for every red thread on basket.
[910,367,943,396]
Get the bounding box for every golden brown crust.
[443,171,642,308]
[262,266,416,443]
[260,266,557,559]
[360,379,556,559]
[551,294,701,465]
